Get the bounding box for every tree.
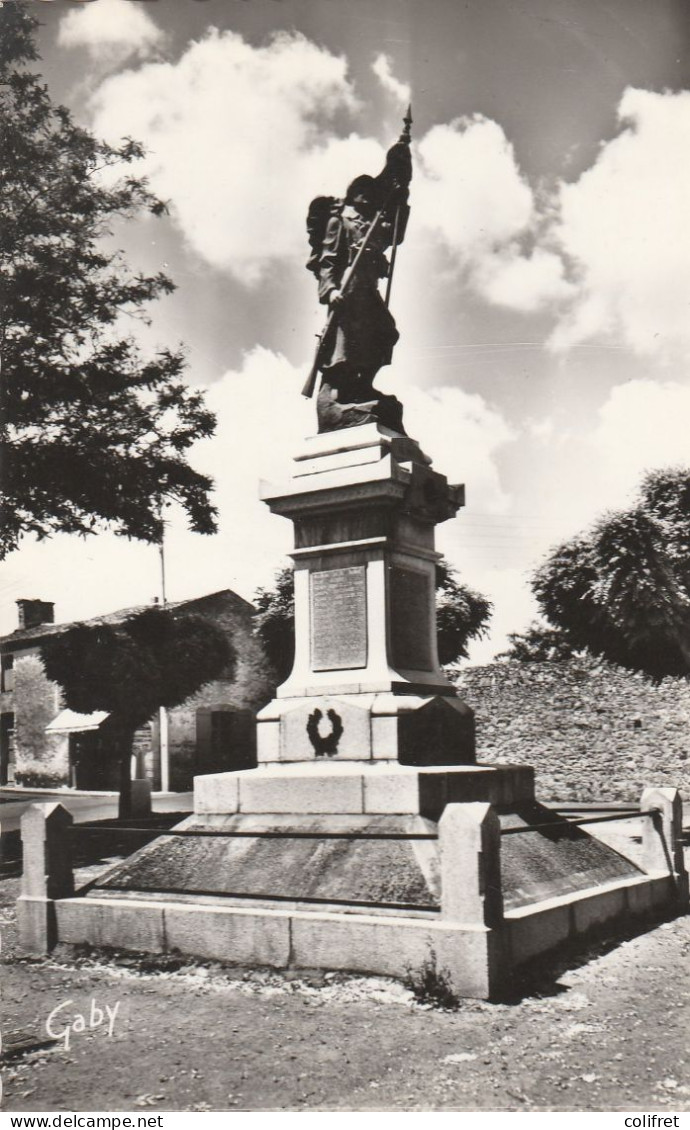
[434,559,492,668]
[497,621,579,663]
[532,467,690,680]
[254,560,492,685]
[41,606,234,816]
[0,7,217,558]
[253,567,296,687]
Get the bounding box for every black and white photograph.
[1,0,689,1117]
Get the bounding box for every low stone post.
[640,787,688,905]
[130,778,152,819]
[17,803,74,954]
[438,802,503,927]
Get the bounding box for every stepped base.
[50,759,676,999]
[193,761,535,817]
[86,803,644,912]
[55,794,674,999]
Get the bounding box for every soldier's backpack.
[305,195,342,275]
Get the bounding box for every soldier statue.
[303,110,413,434]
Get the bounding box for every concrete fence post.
[640,787,688,906]
[17,802,74,954]
[438,802,503,927]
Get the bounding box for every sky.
[2,0,690,662]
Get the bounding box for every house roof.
[0,588,254,651]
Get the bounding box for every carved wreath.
[306,707,344,758]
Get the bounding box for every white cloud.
[89,30,383,283]
[415,117,534,258]
[395,378,516,515]
[58,0,164,64]
[413,117,571,312]
[591,378,690,506]
[372,54,411,107]
[515,376,690,547]
[169,352,515,600]
[407,89,690,347]
[527,417,555,441]
[163,348,313,600]
[549,88,690,358]
[463,567,539,665]
[474,246,573,313]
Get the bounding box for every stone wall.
[457,658,690,803]
[175,590,274,710]
[156,591,274,790]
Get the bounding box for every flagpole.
[385,104,412,309]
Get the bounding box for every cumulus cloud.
[591,378,690,505]
[414,118,571,312]
[410,90,690,348]
[415,117,534,257]
[84,31,574,314]
[58,0,164,64]
[397,379,516,514]
[549,88,690,358]
[86,35,567,306]
[89,30,384,283]
[372,53,411,107]
[474,246,573,312]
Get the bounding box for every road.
[0,789,193,834]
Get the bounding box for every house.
[0,592,273,792]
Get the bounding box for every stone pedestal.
[44,421,687,1000]
[258,423,474,767]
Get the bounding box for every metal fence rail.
[72,825,438,841]
[501,809,657,836]
[70,808,658,842]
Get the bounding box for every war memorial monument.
[18,114,688,998]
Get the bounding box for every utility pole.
[158,510,170,794]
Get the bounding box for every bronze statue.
[304,110,413,434]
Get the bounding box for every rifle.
[301,197,392,399]
[384,201,403,309]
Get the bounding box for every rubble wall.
[457,658,690,802]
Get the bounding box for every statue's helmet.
[345,174,377,205]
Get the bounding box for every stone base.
[56,895,507,999]
[54,803,678,999]
[257,691,475,766]
[193,761,535,818]
[41,760,687,999]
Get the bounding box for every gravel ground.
[1,860,689,1113]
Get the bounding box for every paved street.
[0,789,193,834]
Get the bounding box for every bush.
[405,948,460,1009]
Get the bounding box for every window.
[0,712,15,784]
[1,654,14,693]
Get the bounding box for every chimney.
[16,599,55,631]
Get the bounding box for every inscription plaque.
[311,566,367,671]
[390,567,433,671]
